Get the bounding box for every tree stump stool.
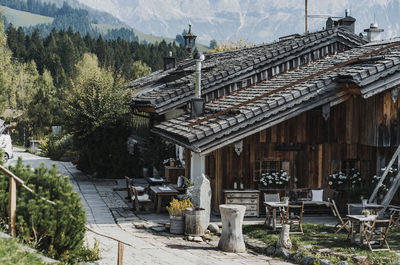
[277,224,292,249]
[218,204,246,253]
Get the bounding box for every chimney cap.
[370,22,378,29]
[194,52,205,61]
[345,9,350,17]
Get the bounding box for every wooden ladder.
[369,145,400,213]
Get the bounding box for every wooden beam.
[318,144,323,188]
[9,177,16,237]
[136,107,156,113]
[117,241,124,265]
[338,82,361,95]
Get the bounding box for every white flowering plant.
[327,168,361,190]
[260,170,290,188]
[372,166,397,198]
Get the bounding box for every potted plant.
[281,196,289,205]
[260,170,290,189]
[166,199,193,234]
[362,209,371,217]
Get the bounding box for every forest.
[0,17,189,177]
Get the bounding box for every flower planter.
[170,215,185,234]
[185,208,207,236]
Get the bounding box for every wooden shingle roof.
[152,40,400,154]
[130,28,366,114]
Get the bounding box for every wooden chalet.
[130,26,400,213]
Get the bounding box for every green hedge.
[0,158,86,262]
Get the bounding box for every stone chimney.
[325,10,356,33]
[163,51,176,71]
[364,23,384,42]
[337,9,356,33]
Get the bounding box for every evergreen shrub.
[0,158,86,262]
[40,134,73,160]
[76,125,142,178]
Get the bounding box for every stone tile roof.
[152,40,400,153]
[130,29,366,114]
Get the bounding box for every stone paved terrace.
[5,149,336,265]
[61,163,296,265]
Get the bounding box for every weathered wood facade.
[131,26,400,214]
[204,90,400,210]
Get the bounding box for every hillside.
[0,5,53,27]
[92,24,177,44]
[75,0,400,44]
[1,4,205,48]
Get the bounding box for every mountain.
[42,0,127,26]
[0,4,180,46]
[72,0,400,44]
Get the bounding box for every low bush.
[0,158,96,263]
[0,237,46,265]
[40,134,73,160]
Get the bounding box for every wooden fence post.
[9,177,16,237]
[117,241,124,265]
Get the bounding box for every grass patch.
[0,238,46,265]
[0,5,53,27]
[243,223,400,265]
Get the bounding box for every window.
[254,159,280,181]
[331,159,360,175]
[341,159,360,175]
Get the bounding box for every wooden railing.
[369,145,400,213]
[0,164,56,237]
[0,164,132,265]
[86,226,132,265]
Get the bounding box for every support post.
[117,241,124,265]
[9,177,16,237]
[190,152,205,180]
[305,0,308,35]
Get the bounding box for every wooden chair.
[387,206,400,228]
[329,198,351,234]
[363,216,393,252]
[130,186,153,213]
[263,193,280,225]
[125,176,133,201]
[125,176,147,201]
[283,202,304,235]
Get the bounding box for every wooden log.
[218,204,246,253]
[9,177,16,237]
[276,224,292,249]
[185,208,207,236]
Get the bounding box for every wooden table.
[150,185,179,213]
[264,202,288,230]
[347,214,377,245]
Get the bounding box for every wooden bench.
[289,188,338,214]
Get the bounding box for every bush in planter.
[0,158,87,262]
[166,199,193,234]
